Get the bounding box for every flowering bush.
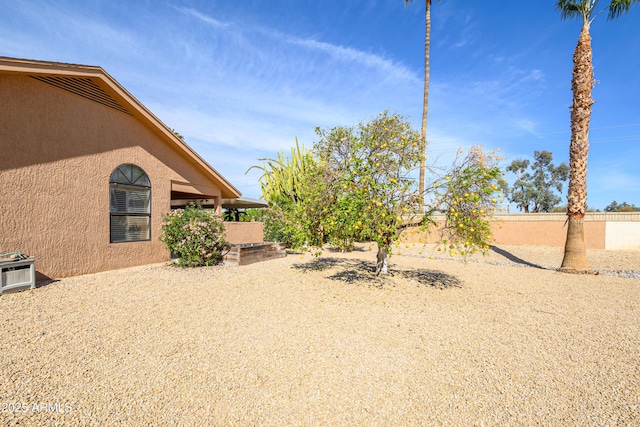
[160,204,227,267]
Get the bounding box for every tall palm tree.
[556,0,638,273]
[404,0,439,214]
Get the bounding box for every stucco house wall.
[0,58,241,279]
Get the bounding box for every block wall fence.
[401,212,640,250]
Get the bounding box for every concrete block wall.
[401,213,640,250]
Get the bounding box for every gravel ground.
[1,244,639,426]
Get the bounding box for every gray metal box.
[0,258,35,294]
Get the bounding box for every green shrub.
[242,208,293,244]
[160,204,227,267]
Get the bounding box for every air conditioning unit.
[1,257,35,294]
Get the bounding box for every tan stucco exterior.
[0,57,242,279]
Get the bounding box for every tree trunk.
[560,21,593,273]
[560,217,590,272]
[418,0,431,214]
[376,246,389,275]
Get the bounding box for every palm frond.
[608,0,639,19]
[556,0,599,21]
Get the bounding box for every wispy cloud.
[450,14,476,48]
[175,6,230,29]
[0,1,140,62]
[434,4,477,50]
[429,64,548,144]
[288,37,419,84]
[150,105,317,152]
[174,6,421,91]
[512,118,539,135]
[145,6,422,144]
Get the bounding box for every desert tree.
[505,151,569,213]
[249,113,503,274]
[301,112,503,274]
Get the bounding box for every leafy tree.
[171,129,184,140]
[307,112,425,267]
[505,159,534,213]
[556,0,639,273]
[505,151,569,213]
[246,207,300,243]
[275,112,503,274]
[403,0,441,214]
[604,201,640,212]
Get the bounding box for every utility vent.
[1,257,35,295]
[31,75,131,115]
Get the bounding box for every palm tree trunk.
[418,0,431,214]
[560,21,593,273]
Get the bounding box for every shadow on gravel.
[490,245,545,269]
[393,268,462,289]
[292,257,461,289]
[326,246,367,253]
[292,257,346,272]
[35,278,60,289]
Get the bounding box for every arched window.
[109,164,151,243]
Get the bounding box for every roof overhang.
[222,197,268,209]
[170,197,267,209]
[0,56,241,199]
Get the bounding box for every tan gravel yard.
[1,244,639,426]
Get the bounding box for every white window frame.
[109,164,151,243]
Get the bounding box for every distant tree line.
[604,201,640,212]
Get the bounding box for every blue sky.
[1,0,638,211]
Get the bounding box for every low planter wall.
[223,242,287,267]
[224,222,264,245]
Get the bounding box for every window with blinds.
[109,164,151,243]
